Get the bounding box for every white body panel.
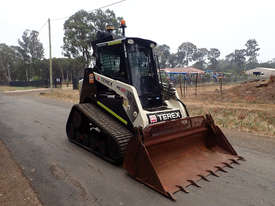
[81,72,187,129]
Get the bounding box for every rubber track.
[74,103,134,160]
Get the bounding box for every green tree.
[18,30,44,61]
[0,44,24,82]
[18,30,44,81]
[193,48,208,69]
[222,51,247,73]
[0,44,13,82]
[154,44,171,68]
[217,59,240,73]
[177,42,197,67]
[63,9,123,68]
[89,9,122,35]
[225,52,235,63]
[168,53,178,68]
[234,49,246,71]
[207,48,220,69]
[245,39,260,69]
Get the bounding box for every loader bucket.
[123,114,243,200]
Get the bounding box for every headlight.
[150,43,156,48]
[127,39,134,44]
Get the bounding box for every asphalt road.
[0,93,274,206]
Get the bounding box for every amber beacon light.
[121,19,126,27]
[120,19,127,37]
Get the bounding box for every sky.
[1,0,275,62]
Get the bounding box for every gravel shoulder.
[0,140,42,206]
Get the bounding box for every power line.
[37,0,126,32]
[52,0,127,22]
[36,0,127,90]
[88,0,126,12]
[38,20,48,32]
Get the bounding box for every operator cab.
[95,37,162,109]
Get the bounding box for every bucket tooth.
[207,170,219,177]
[238,156,245,161]
[176,185,189,193]
[215,166,228,173]
[223,162,234,168]
[198,174,210,182]
[187,180,201,188]
[230,158,240,165]
[167,192,176,201]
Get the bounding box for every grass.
[39,88,79,104]
[39,82,275,137]
[0,86,38,91]
[187,104,275,137]
[180,81,275,137]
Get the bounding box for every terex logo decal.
[147,110,182,124]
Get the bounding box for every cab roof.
[96,37,157,48]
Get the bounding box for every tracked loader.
[66,20,243,200]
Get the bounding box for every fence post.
[183,76,186,97]
[219,77,223,95]
[195,73,198,96]
[179,75,183,97]
[185,75,188,96]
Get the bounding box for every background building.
[245,67,275,77]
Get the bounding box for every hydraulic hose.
[176,97,190,117]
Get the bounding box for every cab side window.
[100,52,120,76]
[98,44,128,83]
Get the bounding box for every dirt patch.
[186,76,275,104]
[181,77,275,137]
[39,89,79,104]
[0,140,43,206]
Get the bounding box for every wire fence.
[167,74,267,97]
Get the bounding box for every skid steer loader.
[66,20,243,200]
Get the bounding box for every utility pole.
[48,18,53,90]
